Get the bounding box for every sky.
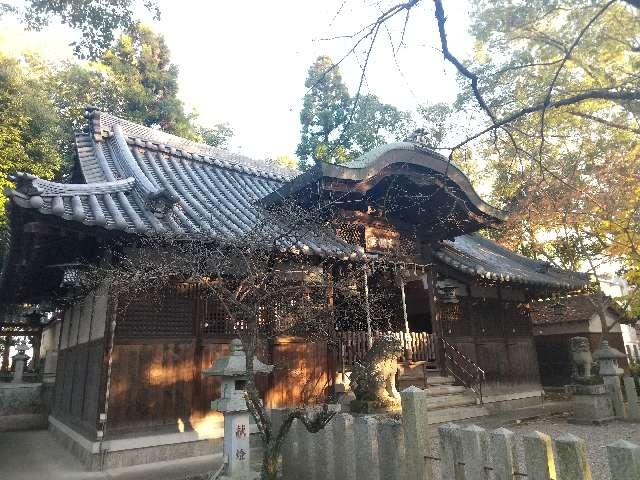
[0,0,474,160]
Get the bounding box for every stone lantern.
[594,340,627,417]
[594,340,626,379]
[202,339,273,479]
[11,342,30,383]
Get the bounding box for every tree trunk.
[260,441,280,480]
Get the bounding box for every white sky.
[0,0,474,160]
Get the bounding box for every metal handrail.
[440,337,485,404]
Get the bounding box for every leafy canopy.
[460,0,640,312]
[296,55,412,169]
[1,0,161,59]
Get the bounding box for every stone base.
[221,473,260,480]
[0,412,48,431]
[570,384,614,425]
[349,399,401,414]
[48,415,231,471]
[0,382,46,431]
[483,391,543,413]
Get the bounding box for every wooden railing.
[337,330,436,367]
[440,337,485,404]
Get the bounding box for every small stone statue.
[350,335,403,412]
[569,336,596,383]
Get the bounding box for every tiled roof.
[435,234,590,289]
[530,294,622,325]
[4,110,359,258]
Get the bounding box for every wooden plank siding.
[105,337,331,435]
[437,290,542,393]
[52,338,105,436]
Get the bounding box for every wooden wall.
[440,291,542,393]
[52,288,108,436]
[53,339,105,434]
[106,337,331,435]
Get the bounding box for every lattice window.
[468,298,503,336]
[439,302,464,336]
[117,284,196,338]
[504,302,531,336]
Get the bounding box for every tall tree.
[100,23,197,139]
[297,55,351,166]
[0,54,64,256]
[296,55,412,169]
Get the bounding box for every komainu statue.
[569,336,596,383]
[350,334,403,411]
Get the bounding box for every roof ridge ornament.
[11,172,43,196]
[144,189,179,219]
[404,128,436,148]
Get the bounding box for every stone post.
[554,433,592,480]
[11,342,30,383]
[378,418,405,480]
[623,376,640,421]
[298,427,317,479]
[355,416,379,480]
[333,413,356,480]
[315,422,335,480]
[439,423,464,480]
[461,425,489,480]
[281,418,300,480]
[490,427,517,480]
[523,431,556,480]
[400,386,433,480]
[607,439,640,479]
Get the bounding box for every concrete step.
[427,404,489,424]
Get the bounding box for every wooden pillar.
[425,267,445,374]
[398,272,412,362]
[31,331,42,371]
[1,335,11,371]
[363,267,372,349]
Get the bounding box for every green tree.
[100,23,197,139]
[0,53,64,255]
[1,0,161,59]
[297,56,351,167]
[0,25,233,246]
[196,123,234,149]
[296,55,411,169]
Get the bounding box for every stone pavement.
[0,401,573,480]
[0,430,226,480]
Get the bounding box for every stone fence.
[279,386,640,480]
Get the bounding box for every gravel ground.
[428,414,640,480]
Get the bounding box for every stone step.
[398,375,456,390]
[426,393,476,409]
[423,375,456,385]
[427,404,489,425]
[422,384,467,396]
